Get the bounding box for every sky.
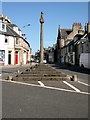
[1,2,88,55]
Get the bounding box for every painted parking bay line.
[63,81,80,92]
[1,79,90,95]
[78,81,90,86]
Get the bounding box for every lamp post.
[22,24,31,65]
[22,24,30,28]
[22,24,30,39]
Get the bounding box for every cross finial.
[40,11,44,23]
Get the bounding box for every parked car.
[79,53,90,69]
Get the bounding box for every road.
[2,80,88,118]
[0,63,90,118]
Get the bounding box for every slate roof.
[74,34,84,40]
[8,24,17,28]
[0,23,30,47]
[9,24,21,31]
[60,29,72,39]
[67,40,74,46]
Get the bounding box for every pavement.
[51,63,90,74]
[0,62,36,69]
[49,63,90,83]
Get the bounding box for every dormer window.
[1,23,6,32]
[2,24,5,30]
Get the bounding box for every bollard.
[7,75,13,80]
[71,75,77,81]
[17,70,20,73]
[20,62,22,66]
[66,75,71,80]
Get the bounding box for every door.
[15,51,18,64]
[8,51,11,64]
[75,45,79,65]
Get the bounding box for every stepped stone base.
[6,64,71,81]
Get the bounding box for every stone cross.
[40,12,44,63]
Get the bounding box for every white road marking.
[78,81,90,86]
[0,74,2,76]
[0,79,90,95]
[38,81,45,87]
[63,81,80,92]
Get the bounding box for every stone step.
[6,64,71,81]
[15,74,67,77]
[21,71,62,74]
[33,69,55,71]
[12,76,70,81]
[25,68,54,72]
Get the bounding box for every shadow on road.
[50,63,90,75]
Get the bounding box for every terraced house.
[54,22,90,68]
[0,14,31,66]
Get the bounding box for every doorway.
[15,51,18,64]
[8,51,11,64]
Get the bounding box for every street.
[0,2,90,119]
[2,80,88,118]
[0,63,89,118]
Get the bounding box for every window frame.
[2,23,5,31]
[16,37,19,44]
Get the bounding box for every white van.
[79,53,90,69]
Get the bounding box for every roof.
[0,25,20,37]
[60,29,72,39]
[0,23,30,48]
[8,24,18,28]
[67,40,74,46]
[74,34,84,39]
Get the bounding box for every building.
[60,22,90,67]
[0,14,31,66]
[55,22,84,64]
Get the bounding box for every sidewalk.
[53,63,90,74]
[49,63,89,83]
[0,62,37,69]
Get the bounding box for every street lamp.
[22,24,30,39]
[22,23,31,62]
[22,24,30,28]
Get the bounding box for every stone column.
[40,12,44,63]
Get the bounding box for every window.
[81,44,83,53]
[2,24,5,30]
[5,38,8,43]
[0,50,5,62]
[16,38,19,44]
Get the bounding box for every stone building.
[60,22,90,67]
[55,23,82,63]
[55,22,84,64]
